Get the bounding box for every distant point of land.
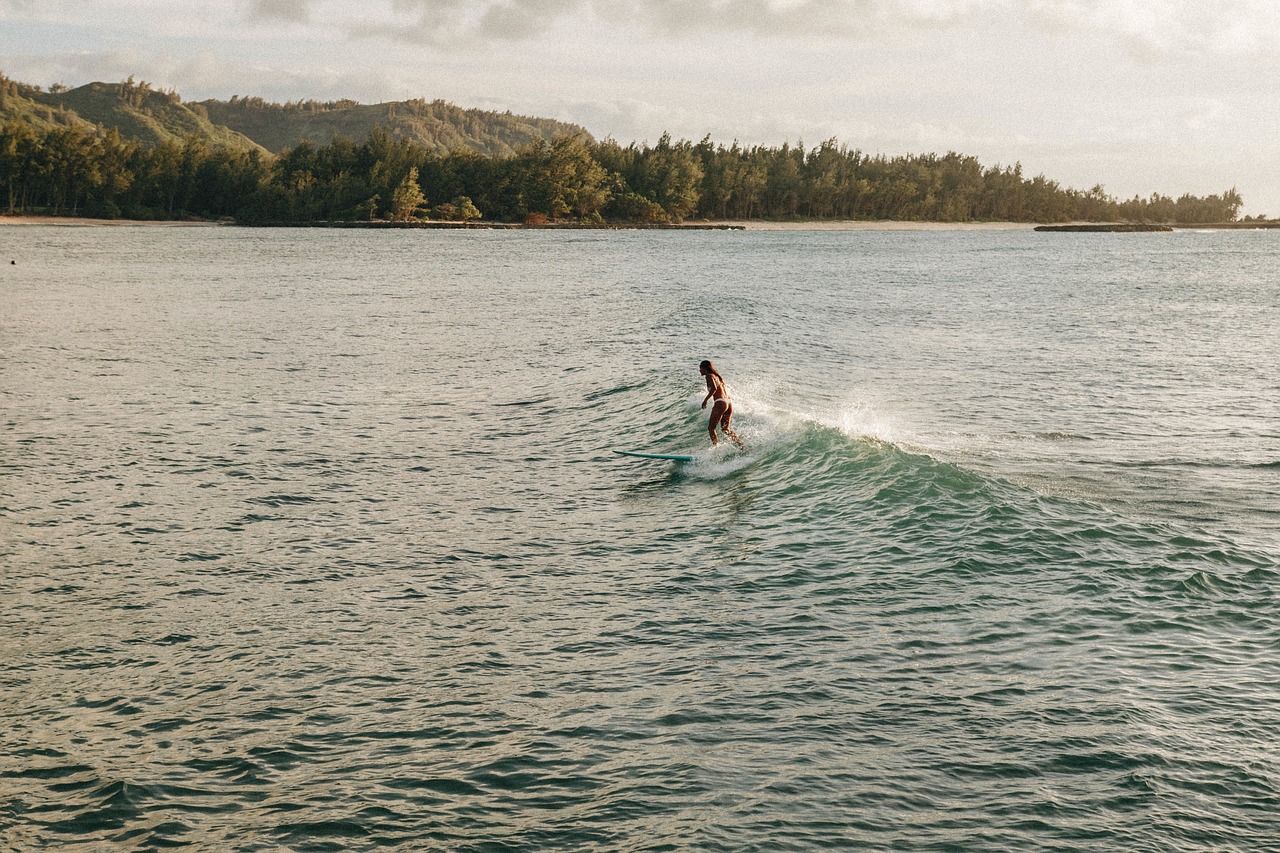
[1035,224,1173,232]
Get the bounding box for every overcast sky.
[3,0,1277,214]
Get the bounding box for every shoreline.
[3,214,1274,231]
[0,215,228,227]
[0,215,1042,231]
[691,220,1039,231]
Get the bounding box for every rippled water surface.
[3,226,1279,850]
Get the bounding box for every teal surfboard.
[613,450,696,463]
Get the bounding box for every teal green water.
[2,227,1278,850]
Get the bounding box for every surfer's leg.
[720,407,745,449]
[708,400,728,446]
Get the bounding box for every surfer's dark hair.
[700,360,723,380]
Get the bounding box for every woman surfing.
[699,360,746,449]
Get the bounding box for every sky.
[3,0,1277,215]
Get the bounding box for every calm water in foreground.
[2,226,1278,851]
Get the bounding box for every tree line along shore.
[1,79,1247,227]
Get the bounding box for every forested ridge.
[0,73,1246,225]
[197,95,589,158]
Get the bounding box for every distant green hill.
[0,73,591,158]
[0,76,101,136]
[6,78,266,152]
[196,96,592,156]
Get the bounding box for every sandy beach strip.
[691,220,1041,231]
[0,215,228,227]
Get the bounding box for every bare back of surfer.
[699,360,745,449]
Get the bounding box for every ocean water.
[2,225,1278,851]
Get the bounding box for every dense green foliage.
[0,118,267,218]
[0,73,1245,225]
[198,95,591,158]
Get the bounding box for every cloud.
[11,0,1280,63]
[1,0,179,18]
[354,0,1004,45]
[0,46,405,104]
[1025,0,1280,63]
[358,0,582,44]
[340,0,1280,65]
[247,0,310,22]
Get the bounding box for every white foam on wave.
[730,382,913,445]
[679,382,918,476]
[686,387,804,449]
[684,446,758,479]
[679,386,803,478]
[825,399,907,445]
